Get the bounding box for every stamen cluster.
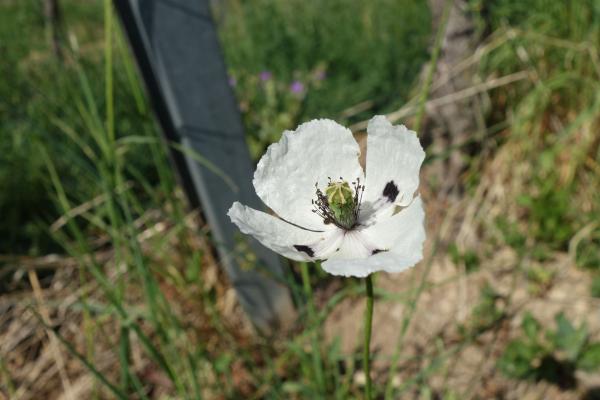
[312,177,364,230]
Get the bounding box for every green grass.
[217,0,431,157]
[1,0,600,398]
[0,0,160,255]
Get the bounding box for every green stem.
[300,262,326,396]
[364,274,374,400]
[104,0,114,147]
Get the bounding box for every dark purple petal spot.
[383,181,399,203]
[371,249,388,255]
[294,245,314,257]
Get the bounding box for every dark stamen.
[352,177,365,222]
[312,184,339,227]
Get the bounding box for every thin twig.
[50,182,134,232]
[27,270,75,400]
[350,71,529,132]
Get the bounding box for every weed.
[460,284,506,337]
[448,243,480,273]
[499,312,600,388]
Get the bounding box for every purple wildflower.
[228,76,237,87]
[290,80,305,94]
[259,70,272,82]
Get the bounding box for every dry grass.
[0,206,252,399]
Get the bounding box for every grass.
[1,0,600,398]
[216,0,430,157]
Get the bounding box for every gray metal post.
[114,0,295,333]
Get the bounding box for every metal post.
[114,0,295,333]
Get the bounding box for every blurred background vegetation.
[1,0,599,399]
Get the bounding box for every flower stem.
[364,274,374,400]
[300,262,326,395]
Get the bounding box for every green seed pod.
[325,181,356,229]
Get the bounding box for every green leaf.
[522,312,540,342]
[281,382,305,394]
[550,313,588,361]
[591,275,600,298]
[577,343,600,371]
[498,339,544,379]
[214,353,233,373]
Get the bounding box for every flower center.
[312,178,364,230]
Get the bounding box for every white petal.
[228,202,337,261]
[321,198,426,277]
[321,249,423,277]
[253,119,364,230]
[363,116,425,207]
[356,197,396,227]
[359,197,425,251]
[311,228,345,259]
[332,230,374,259]
[320,231,373,277]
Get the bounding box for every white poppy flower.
[228,116,426,277]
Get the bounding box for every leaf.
[550,313,588,361]
[577,343,600,371]
[522,312,540,342]
[498,339,544,379]
[214,353,233,373]
[281,382,305,393]
[591,275,600,298]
